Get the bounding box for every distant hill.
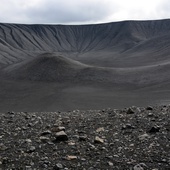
[2,52,170,86]
[0,19,170,111]
[0,19,170,67]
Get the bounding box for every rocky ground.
[0,105,170,170]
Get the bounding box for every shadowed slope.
[2,52,170,86]
[1,19,170,67]
[3,53,88,82]
[0,20,170,111]
[2,53,120,84]
[2,53,115,83]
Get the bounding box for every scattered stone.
[108,161,113,166]
[89,143,96,149]
[25,139,32,143]
[25,115,30,119]
[79,135,87,141]
[27,146,36,153]
[53,163,63,169]
[96,127,104,132]
[43,160,50,165]
[48,141,54,145]
[133,164,144,170]
[133,163,147,170]
[127,108,135,114]
[162,159,167,162]
[25,166,32,170]
[40,136,50,142]
[55,131,68,141]
[0,105,169,169]
[94,136,104,144]
[129,143,135,147]
[68,141,76,146]
[146,106,153,110]
[72,135,79,139]
[41,130,51,136]
[148,112,154,117]
[2,157,10,164]
[122,124,135,130]
[58,126,66,131]
[138,133,150,140]
[8,111,15,114]
[134,163,147,170]
[0,143,8,151]
[22,126,27,130]
[51,126,66,132]
[114,154,120,158]
[148,126,160,133]
[66,155,77,160]
[28,123,33,127]
[81,158,86,161]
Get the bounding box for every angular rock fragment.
[41,130,51,136]
[148,126,160,133]
[25,166,32,170]
[108,161,113,166]
[2,157,10,164]
[96,127,104,132]
[27,146,36,153]
[79,135,87,141]
[7,111,15,114]
[55,131,68,141]
[51,126,65,132]
[53,163,63,169]
[25,139,32,143]
[40,136,50,142]
[68,141,76,146]
[146,106,153,110]
[134,163,147,170]
[133,164,144,170]
[127,108,135,114]
[148,112,154,117]
[94,136,104,144]
[138,133,150,140]
[0,143,8,151]
[66,155,77,160]
[122,124,135,130]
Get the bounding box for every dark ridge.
[2,53,87,82]
[0,19,170,67]
[0,19,170,111]
[2,52,170,86]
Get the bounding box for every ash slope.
[0,52,170,112]
[0,19,170,111]
[2,52,170,85]
[3,53,88,82]
[0,19,170,68]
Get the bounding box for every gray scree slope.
[0,19,170,111]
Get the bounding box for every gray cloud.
[0,0,170,24]
[158,0,170,18]
[24,0,117,24]
[0,0,117,24]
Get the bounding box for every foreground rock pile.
[0,105,170,169]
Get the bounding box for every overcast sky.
[0,0,170,24]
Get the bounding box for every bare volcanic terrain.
[0,105,170,169]
[0,19,170,111]
[0,20,170,170]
